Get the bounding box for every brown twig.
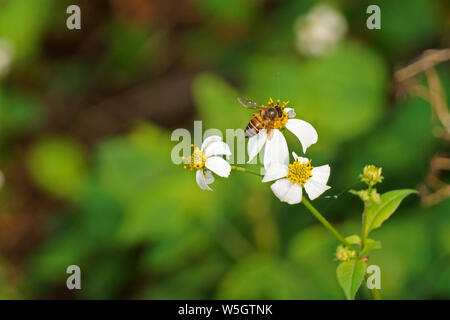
[394,48,450,206]
[394,49,450,82]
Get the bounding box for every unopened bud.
[360,165,383,186]
[335,245,357,262]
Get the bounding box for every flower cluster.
[335,245,357,262]
[181,97,331,204]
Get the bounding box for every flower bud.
[335,245,357,262]
[360,165,383,186]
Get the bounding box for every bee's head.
[267,107,278,120]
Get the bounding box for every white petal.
[284,183,303,205]
[204,141,231,158]
[201,135,222,152]
[299,157,309,164]
[270,178,292,200]
[270,178,302,204]
[247,129,267,163]
[205,156,231,178]
[285,118,318,153]
[292,152,308,163]
[304,179,331,200]
[204,170,215,184]
[263,129,289,169]
[262,163,289,182]
[311,165,330,186]
[285,108,296,118]
[196,170,212,191]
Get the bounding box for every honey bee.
[238,97,289,138]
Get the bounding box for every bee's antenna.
[277,71,281,99]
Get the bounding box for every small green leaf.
[336,260,367,300]
[345,235,361,245]
[364,189,417,238]
[360,239,382,257]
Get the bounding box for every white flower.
[184,135,231,191]
[294,4,347,57]
[263,152,331,205]
[247,99,318,169]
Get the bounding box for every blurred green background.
[0,0,449,299]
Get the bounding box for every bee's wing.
[237,97,262,110]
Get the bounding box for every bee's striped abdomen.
[245,115,265,138]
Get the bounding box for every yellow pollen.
[286,159,314,185]
[273,109,288,129]
[184,145,205,170]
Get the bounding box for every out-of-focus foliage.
[0,0,448,299]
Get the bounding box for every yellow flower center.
[286,159,314,185]
[184,145,205,170]
[267,98,290,130]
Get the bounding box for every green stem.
[361,207,368,249]
[361,185,373,249]
[230,165,263,177]
[360,185,382,300]
[301,197,351,247]
[231,166,350,247]
[370,288,382,300]
[364,274,382,300]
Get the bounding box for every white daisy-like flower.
[247,99,318,169]
[263,152,331,205]
[184,135,231,191]
[294,4,348,57]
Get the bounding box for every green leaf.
[336,260,367,300]
[27,136,87,200]
[360,239,382,257]
[0,0,54,62]
[345,235,361,245]
[364,189,417,237]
